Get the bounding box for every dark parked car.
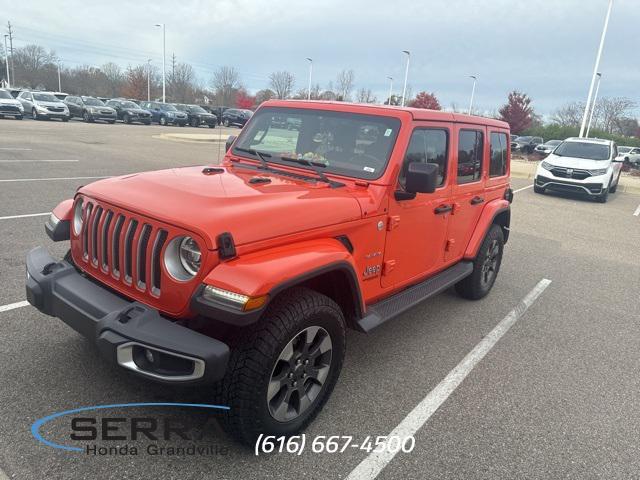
[221,108,253,128]
[511,136,543,154]
[105,99,152,124]
[65,96,117,123]
[139,101,188,126]
[174,104,217,128]
[205,106,229,124]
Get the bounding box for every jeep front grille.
[80,201,168,296]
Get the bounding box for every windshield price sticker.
[254,434,415,455]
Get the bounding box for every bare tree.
[356,88,377,104]
[211,66,241,106]
[269,71,295,99]
[598,97,636,134]
[100,62,123,97]
[552,101,584,127]
[168,62,196,103]
[255,88,276,105]
[335,69,354,101]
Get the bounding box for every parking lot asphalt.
[0,119,639,479]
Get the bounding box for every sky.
[1,0,638,116]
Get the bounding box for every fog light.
[144,348,155,363]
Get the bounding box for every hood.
[34,100,66,108]
[80,165,363,250]
[545,154,611,170]
[0,98,21,106]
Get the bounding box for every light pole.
[468,75,477,115]
[387,76,393,105]
[401,50,410,106]
[147,59,152,101]
[154,23,166,103]
[306,57,313,100]
[579,0,613,138]
[586,73,602,138]
[57,63,62,92]
[3,35,10,88]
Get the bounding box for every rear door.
[381,123,453,289]
[445,124,487,261]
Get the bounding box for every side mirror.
[225,135,237,153]
[405,162,439,194]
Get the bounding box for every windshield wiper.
[234,147,272,169]
[278,156,344,188]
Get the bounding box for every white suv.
[616,146,640,166]
[534,137,623,203]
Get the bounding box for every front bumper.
[25,247,230,385]
[535,173,605,195]
[89,111,117,121]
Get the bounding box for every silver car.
[17,91,70,121]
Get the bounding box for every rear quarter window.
[489,132,508,177]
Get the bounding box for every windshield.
[189,106,207,113]
[516,136,532,142]
[546,140,562,146]
[83,97,104,106]
[233,107,401,180]
[618,147,631,153]
[0,90,12,99]
[160,104,177,111]
[121,101,139,109]
[554,141,610,161]
[33,93,58,102]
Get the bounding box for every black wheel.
[191,118,199,127]
[456,225,504,300]
[82,111,92,123]
[217,287,346,446]
[223,118,230,127]
[178,122,185,127]
[533,184,545,194]
[32,108,39,120]
[108,120,115,124]
[159,116,167,126]
[123,113,131,124]
[208,124,216,128]
[609,174,620,193]
[62,117,69,122]
[15,115,22,120]
[143,120,151,125]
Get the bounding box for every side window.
[457,130,483,184]
[489,132,508,177]
[399,129,448,189]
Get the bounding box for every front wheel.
[15,115,23,120]
[223,118,230,127]
[32,108,39,120]
[456,224,504,300]
[159,116,167,126]
[123,114,131,124]
[609,174,620,193]
[83,111,92,123]
[217,288,346,446]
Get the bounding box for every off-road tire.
[216,287,346,446]
[533,184,545,194]
[455,224,504,300]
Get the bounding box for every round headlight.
[179,237,201,276]
[164,236,201,281]
[73,198,84,235]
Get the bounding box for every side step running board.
[356,261,473,333]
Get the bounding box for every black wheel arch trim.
[191,261,364,327]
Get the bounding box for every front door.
[381,125,453,289]
[446,125,487,261]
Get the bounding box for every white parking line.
[0,159,79,163]
[0,147,32,151]
[633,204,640,217]
[345,278,552,480]
[0,212,50,221]
[0,175,109,183]
[513,184,533,193]
[0,301,29,313]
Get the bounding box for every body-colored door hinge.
[382,260,396,275]
[387,215,400,231]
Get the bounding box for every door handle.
[470,196,485,205]
[434,204,453,214]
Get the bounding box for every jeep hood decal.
[80,166,363,249]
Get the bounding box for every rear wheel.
[217,288,345,446]
[456,225,504,300]
[223,118,230,127]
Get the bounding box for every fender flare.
[463,200,510,259]
[192,238,364,326]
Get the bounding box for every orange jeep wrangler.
[26,100,512,445]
